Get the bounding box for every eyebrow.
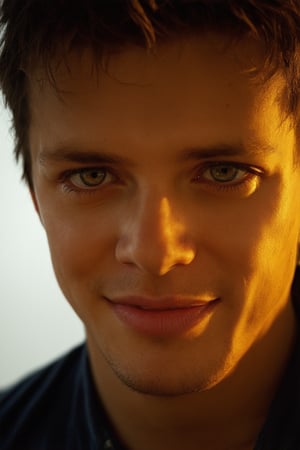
[179,141,276,161]
[38,146,133,166]
[38,140,275,167]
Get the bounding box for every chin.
[107,356,232,397]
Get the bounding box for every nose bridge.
[159,196,182,244]
[116,192,196,275]
[139,195,179,247]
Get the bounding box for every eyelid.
[191,161,264,195]
[59,166,117,191]
[194,161,264,179]
[60,166,97,178]
[204,161,263,172]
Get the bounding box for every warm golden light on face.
[29,35,300,396]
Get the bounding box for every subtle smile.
[105,296,220,337]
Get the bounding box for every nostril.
[115,232,196,276]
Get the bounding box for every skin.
[29,35,300,449]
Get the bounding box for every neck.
[87,301,296,450]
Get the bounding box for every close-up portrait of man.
[1,1,300,449]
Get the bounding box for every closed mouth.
[106,296,220,337]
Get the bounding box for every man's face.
[29,35,300,395]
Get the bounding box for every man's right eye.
[69,168,109,188]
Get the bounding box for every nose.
[115,196,196,276]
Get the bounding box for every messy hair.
[0,0,300,187]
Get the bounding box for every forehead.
[30,34,273,104]
[28,34,292,163]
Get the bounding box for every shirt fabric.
[1,270,300,450]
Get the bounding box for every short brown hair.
[1,0,300,187]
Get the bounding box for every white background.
[0,99,84,388]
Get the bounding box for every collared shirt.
[1,271,300,450]
[0,344,121,450]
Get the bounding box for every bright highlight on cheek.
[237,176,260,197]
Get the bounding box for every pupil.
[211,166,237,182]
[80,170,105,186]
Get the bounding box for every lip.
[106,296,219,337]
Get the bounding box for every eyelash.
[193,162,263,193]
[58,162,263,196]
[59,167,117,194]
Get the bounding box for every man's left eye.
[202,164,248,183]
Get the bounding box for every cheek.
[42,207,117,283]
[200,178,298,279]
